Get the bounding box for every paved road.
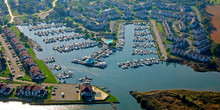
[5,0,14,23]
[5,0,58,22]
[35,0,58,19]
[192,7,204,27]
[0,34,25,77]
[150,20,167,60]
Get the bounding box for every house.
[178,20,186,31]
[170,48,186,56]
[80,84,94,99]
[190,18,199,29]
[19,50,31,61]
[6,32,17,39]
[10,37,21,47]
[15,44,26,53]
[192,27,205,35]
[3,28,13,35]
[23,58,36,69]
[29,66,45,80]
[16,85,47,97]
[168,41,187,49]
[194,38,209,46]
[162,20,174,38]
[0,84,13,95]
[194,44,210,54]
[186,52,210,62]
[193,32,206,40]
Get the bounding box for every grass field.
[210,0,220,4]
[0,66,11,78]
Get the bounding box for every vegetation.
[211,43,220,57]
[8,0,49,15]
[0,0,9,26]
[130,89,220,110]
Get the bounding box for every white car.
[61,92,64,98]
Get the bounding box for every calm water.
[4,24,219,110]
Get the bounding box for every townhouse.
[4,28,45,80]
[194,44,210,54]
[0,84,13,95]
[15,85,47,97]
[178,20,186,31]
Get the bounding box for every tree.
[211,43,220,57]
[0,27,2,34]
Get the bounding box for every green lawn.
[1,46,5,52]
[0,66,11,78]
[0,79,29,84]
[156,22,165,34]
[210,0,220,4]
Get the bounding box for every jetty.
[110,102,119,110]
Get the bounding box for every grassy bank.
[0,66,11,78]
[10,25,57,84]
[130,89,220,110]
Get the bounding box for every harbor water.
[6,23,220,110]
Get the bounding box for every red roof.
[0,84,7,90]
[19,50,30,56]
[23,58,35,65]
[15,44,25,50]
[80,85,93,92]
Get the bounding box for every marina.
[53,41,99,53]
[43,33,85,44]
[16,23,220,110]
[116,22,125,51]
[43,57,55,63]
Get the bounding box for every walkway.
[4,0,58,22]
[150,20,167,60]
[0,34,25,77]
[192,7,204,27]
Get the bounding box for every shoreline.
[0,98,120,105]
[166,55,220,72]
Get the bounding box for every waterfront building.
[0,84,13,95]
[16,85,47,97]
[80,84,94,100]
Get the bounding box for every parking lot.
[0,34,25,77]
[50,84,80,101]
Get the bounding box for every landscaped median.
[10,25,57,84]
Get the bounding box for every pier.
[110,102,119,110]
[94,49,110,60]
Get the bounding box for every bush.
[211,43,220,57]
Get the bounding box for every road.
[150,20,168,60]
[192,7,204,27]
[0,34,25,77]
[4,0,58,22]
[5,0,14,23]
[192,7,201,22]
[35,0,58,19]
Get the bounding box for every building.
[190,18,199,29]
[80,84,94,100]
[0,84,13,95]
[194,44,210,54]
[16,85,47,97]
[178,20,186,31]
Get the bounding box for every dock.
[110,102,119,110]
[94,49,110,60]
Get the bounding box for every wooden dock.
[110,102,119,110]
